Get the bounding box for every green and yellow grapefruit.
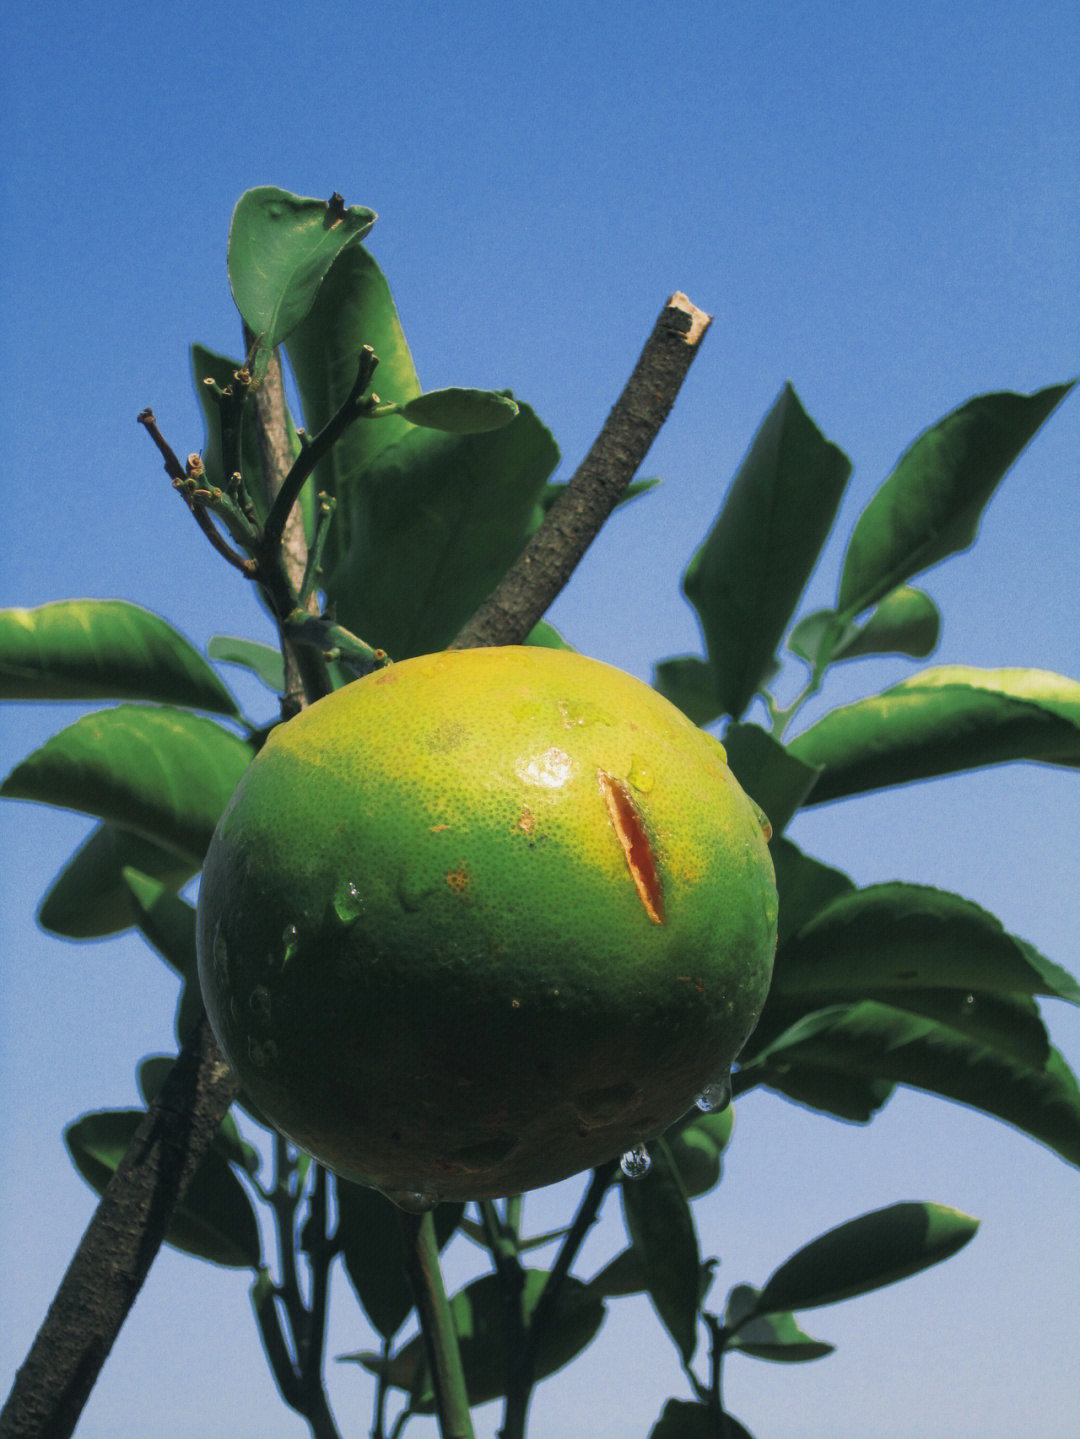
[196,646,776,1201]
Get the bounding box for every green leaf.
[621,1138,701,1361]
[207,635,286,694]
[663,1106,735,1199]
[649,1400,756,1439]
[525,619,574,651]
[284,243,423,525]
[722,722,821,835]
[678,383,851,719]
[228,188,376,360]
[754,1201,978,1314]
[728,1309,835,1362]
[336,1179,462,1340]
[772,883,1080,1007]
[346,1269,605,1411]
[652,657,723,727]
[837,381,1075,617]
[36,823,198,938]
[541,476,660,515]
[787,666,1080,802]
[395,387,520,433]
[0,601,240,715]
[753,1002,1080,1165]
[769,837,855,949]
[320,405,560,658]
[1,705,251,863]
[65,1108,261,1268]
[789,587,940,669]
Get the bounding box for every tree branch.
[0,1016,239,1439]
[451,292,711,649]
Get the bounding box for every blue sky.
[2,2,1078,1436]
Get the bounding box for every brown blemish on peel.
[445,864,470,893]
[598,771,665,924]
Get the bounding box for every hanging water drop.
[332,879,364,926]
[280,923,300,967]
[695,1077,732,1113]
[620,1143,651,1179]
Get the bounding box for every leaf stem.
[399,1209,476,1439]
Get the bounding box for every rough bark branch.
[0,1017,238,1439]
[451,292,711,649]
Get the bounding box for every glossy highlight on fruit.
[196,646,777,1201]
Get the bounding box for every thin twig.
[500,1160,618,1439]
[451,293,711,649]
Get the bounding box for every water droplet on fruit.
[751,801,773,842]
[620,1143,651,1179]
[962,993,976,1010]
[332,879,364,926]
[281,924,300,966]
[384,1187,441,1213]
[763,893,779,928]
[246,1036,278,1067]
[627,757,655,793]
[248,986,271,1025]
[695,1077,731,1113]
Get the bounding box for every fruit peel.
[197,646,777,1200]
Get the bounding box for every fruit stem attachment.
[399,1209,476,1439]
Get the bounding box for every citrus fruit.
[196,646,777,1202]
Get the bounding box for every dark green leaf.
[321,404,559,657]
[120,866,196,976]
[346,1269,605,1411]
[65,1108,261,1267]
[769,837,855,950]
[652,657,723,727]
[728,1309,835,1362]
[788,666,1080,803]
[772,883,1080,1007]
[753,1002,1080,1165]
[621,1138,701,1361]
[37,823,198,938]
[649,1400,756,1439]
[742,1057,894,1123]
[754,1201,978,1313]
[1,705,251,863]
[335,1179,462,1340]
[789,587,940,670]
[585,1245,649,1298]
[722,722,821,835]
[838,382,1075,617]
[0,601,239,715]
[663,1106,735,1199]
[207,635,286,693]
[228,188,376,357]
[395,387,519,433]
[679,383,851,719]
